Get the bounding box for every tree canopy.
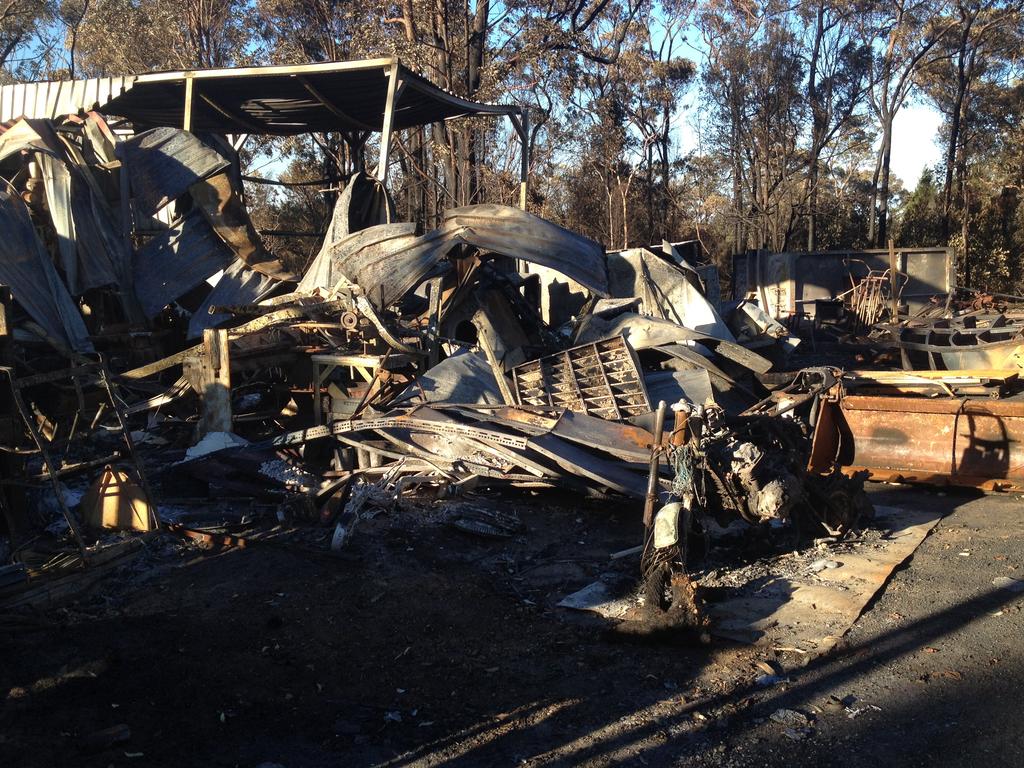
[2,0,1022,291]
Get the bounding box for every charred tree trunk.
[942,14,977,241]
[464,0,488,204]
[805,1,824,252]
[398,0,427,228]
[868,121,890,246]
[660,100,671,237]
[877,123,893,246]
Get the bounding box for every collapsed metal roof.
[0,58,520,135]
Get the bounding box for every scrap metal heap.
[0,116,877,620]
[730,245,1024,496]
[869,289,1024,371]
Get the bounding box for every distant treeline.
[2,1,1022,291]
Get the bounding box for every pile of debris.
[870,288,1024,370]
[0,114,876,622]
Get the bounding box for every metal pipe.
[643,400,667,528]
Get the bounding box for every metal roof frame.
[103,57,530,205]
[105,57,522,134]
[0,57,532,206]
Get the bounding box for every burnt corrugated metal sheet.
[2,61,519,136]
[0,190,93,352]
[732,248,955,318]
[330,223,425,308]
[606,247,733,340]
[67,167,127,293]
[1,118,129,299]
[298,172,395,293]
[442,205,609,296]
[37,152,79,292]
[101,60,518,135]
[335,205,609,309]
[133,207,233,317]
[59,135,137,307]
[191,171,297,281]
[118,127,229,216]
[187,259,281,338]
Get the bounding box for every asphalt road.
[705,484,1024,768]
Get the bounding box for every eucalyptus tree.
[860,0,955,246]
[918,0,1022,239]
[699,1,807,252]
[798,0,870,250]
[0,0,55,81]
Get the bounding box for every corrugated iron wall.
[0,77,135,124]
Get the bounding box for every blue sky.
[888,104,942,186]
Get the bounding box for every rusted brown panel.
[843,466,1023,493]
[842,394,1024,418]
[835,395,1024,488]
[807,396,841,474]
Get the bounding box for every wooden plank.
[473,309,517,405]
[310,353,414,369]
[120,305,324,380]
[425,276,443,368]
[198,329,232,436]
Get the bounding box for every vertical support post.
[0,288,20,544]
[345,131,370,175]
[425,276,444,368]
[198,329,232,436]
[114,147,147,327]
[0,286,10,354]
[507,109,532,275]
[888,238,898,321]
[376,60,403,182]
[944,245,955,314]
[312,361,328,426]
[118,154,133,257]
[183,74,195,132]
[473,309,517,406]
[518,107,530,210]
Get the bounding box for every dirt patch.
[1,486,1022,767]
